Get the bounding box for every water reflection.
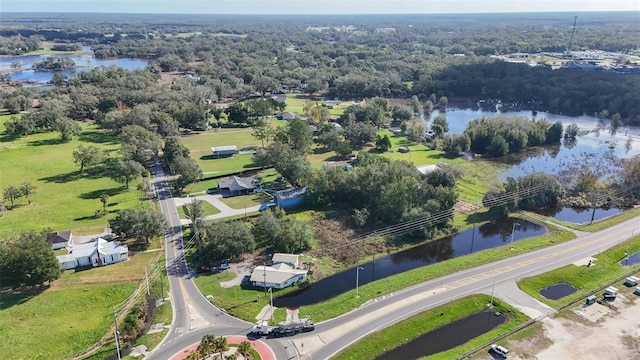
[537,206,625,224]
[426,108,640,182]
[377,311,506,360]
[0,53,148,83]
[273,218,545,308]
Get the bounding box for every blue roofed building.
[274,187,307,209]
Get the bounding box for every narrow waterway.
[273,218,545,308]
[377,311,506,360]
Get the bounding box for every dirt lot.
[502,291,640,360]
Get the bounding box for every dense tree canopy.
[0,231,61,289]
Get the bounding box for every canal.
[273,217,545,308]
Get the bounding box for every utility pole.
[269,287,273,320]
[568,16,578,52]
[113,307,121,360]
[490,277,496,308]
[510,222,521,250]
[145,267,150,296]
[160,267,164,300]
[263,264,267,296]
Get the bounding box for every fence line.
[66,250,164,360]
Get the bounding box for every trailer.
[251,318,314,337]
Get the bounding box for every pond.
[427,108,640,183]
[273,217,546,308]
[0,52,148,84]
[377,311,505,360]
[539,283,577,300]
[537,206,626,224]
[620,251,640,266]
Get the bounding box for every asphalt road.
[147,158,640,359]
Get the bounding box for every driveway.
[174,194,265,224]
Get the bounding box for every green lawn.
[0,115,144,238]
[334,295,529,360]
[177,200,221,219]
[219,192,272,209]
[518,235,640,308]
[0,283,136,360]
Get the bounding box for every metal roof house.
[218,176,260,197]
[272,253,300,269]
[211,145,238,158]
[250,263,308,289]
[274,187,307,209]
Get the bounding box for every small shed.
[211,145,238,158]
[585,295,597,305]
[275,187,307,209]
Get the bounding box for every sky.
[2,0,639,15]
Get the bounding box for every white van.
[491,344,509,358]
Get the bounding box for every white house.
[416,164,440,175]
[272,253,300,269]
[250,263,308,289]
[57,238,129,270]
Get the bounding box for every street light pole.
[269,287,273,320]
[510,221,521,250]
[355,266,364,298]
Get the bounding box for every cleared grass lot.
[0,115,143,238]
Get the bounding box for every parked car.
[219,263,231,270]
[490,344,509,358]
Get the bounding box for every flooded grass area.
[539,283,578,300]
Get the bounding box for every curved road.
[148,159,639,359]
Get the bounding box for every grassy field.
[0,115,144,238]
[334,295,529,360]
[177,200,221,219]
[0,283,136,360]
[518,235,640,308]
[219,192,272,209]
[194,220,574,323]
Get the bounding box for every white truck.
[251,318,314,337]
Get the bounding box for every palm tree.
[237,341,251,358]
[213,336,228,359]
[197,334,215,359]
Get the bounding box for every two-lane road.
[148,157,640,359]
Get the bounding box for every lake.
[0,49,148,84]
